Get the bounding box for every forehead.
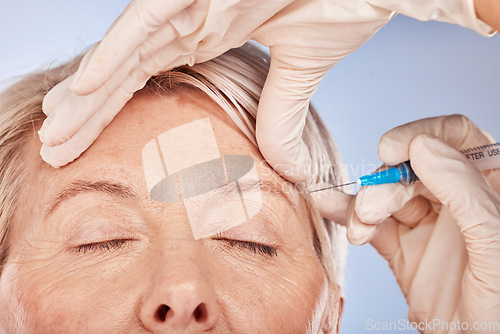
[23,89,298,217]
[85,89,259,167]
[36,89,267,184]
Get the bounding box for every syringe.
[308,142,500,193]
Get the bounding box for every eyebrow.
[44,180,139,218]
[213,178,297,209]
[44,178,296,219]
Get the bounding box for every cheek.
[0,263,31,332]
[0,253,147,333]
[215,248,327,332]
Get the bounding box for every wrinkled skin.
[0,90,338,333]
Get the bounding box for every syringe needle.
[307,142,500,193]
[307,181,357,194]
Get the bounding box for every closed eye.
[74,239,133,255]
[74,237,277,257]
[215,237,277,257]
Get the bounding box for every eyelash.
[215,238,278,257]
[75,239,131,255]
[74,238,278,257]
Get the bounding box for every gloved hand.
[315,115,500,331]
[39,0,394,174]
[39,0,495,180]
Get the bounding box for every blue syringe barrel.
[354,142,500,188]
[359,161,419,186]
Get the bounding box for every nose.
[140,245,220,332]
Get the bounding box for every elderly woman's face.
[0,90,334,333]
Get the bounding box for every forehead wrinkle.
[211,178,260,197]
[212,178,297,211]
[43,179,140,219]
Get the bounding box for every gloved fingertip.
[347,216,378,245]
[355,182,417,224]
[43,75,74,116]
[354,184,392,223]
[261,139,312,183]
[42,93,54,117]
[310,190,354,226]
[287,141,312,183]
[407,133,446,168]
[378,133,409,165]
[40,145,62,169]
[37,129,47,145]
[38,121,70,147]
[37,113,54,144]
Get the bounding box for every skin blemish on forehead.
[142,117,262,239]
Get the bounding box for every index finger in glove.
[38,52,137,147]
[256,46,337,183]
[42,74,75,117]
[310,190,354,226]
[70,0,195,95]
[378,114,492,165]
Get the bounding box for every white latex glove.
[315,115,500,332]
[39,0,494,180]
[39,0,394,174]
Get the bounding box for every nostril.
[153,303,210,324]
[193,303,207,322]
[155,304,170,322]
